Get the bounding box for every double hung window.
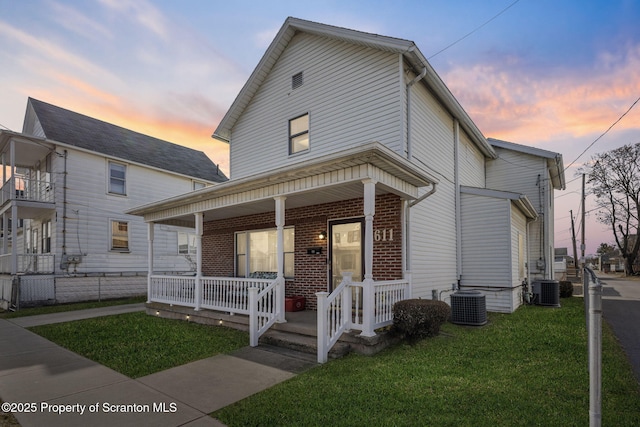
[289,114,309,154]
[109,162,126,195]
[111,220,129,251]
[236,228,294,278]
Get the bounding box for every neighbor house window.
[289,114,309,154]
[236,228,294,278]
[109,162,127,195]
[178,232,197,255]
[111,220,129,251]
[41,220,51,253]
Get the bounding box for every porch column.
[10,139,16,275]
[2,212,7,255]
[147,222,154,303]
[10,204,17,275]
[361,179,377,337]
[274,196,286,323]
[194,212,203,311]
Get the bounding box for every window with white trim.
[108,162,127,195]
[235,227,294,278]
[289,114,309,154]
[111,220,129,251]
[178,232,197,255]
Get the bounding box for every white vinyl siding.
[486,147,551,279]
[407,77,458,299]
[230,32,402,179]
[459,130,485,187]
[460,192,518,313]
[51,148,201,274]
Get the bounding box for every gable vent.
[292,72,303,89]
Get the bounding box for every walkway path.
[599,273,640,385]
[0,305,316,427]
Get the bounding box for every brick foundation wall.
[202,193,403,309]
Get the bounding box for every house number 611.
[374,228,394,242]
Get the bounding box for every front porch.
[130,144,438,363]
[146,274,405,360]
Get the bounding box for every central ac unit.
[532,280,560,307]
[451,290,487,326]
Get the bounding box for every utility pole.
[571,209,579,278]
[581,173,586,270]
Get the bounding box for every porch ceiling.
[0,131,54,168]
[129,142,438,228]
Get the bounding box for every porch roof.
[127,142,438,226]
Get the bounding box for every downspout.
[62,150,68,259]
[406,66,427,160]
[454,120,461,288]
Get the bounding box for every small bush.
[559,281,574,298]
[393,299,451,340]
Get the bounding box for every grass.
[29,311,249,378]
[213,298,640,426]
[0,296,146,318]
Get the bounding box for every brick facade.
[202,193,403,309]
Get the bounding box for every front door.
[329,219,364,291]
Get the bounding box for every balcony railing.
[1,176,54,206]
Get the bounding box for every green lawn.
[213,298,640,426]
[29,311,248,378]
[0,296,146,318]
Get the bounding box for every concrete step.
[259,329,351,359]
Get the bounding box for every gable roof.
[27,98,227,183]
[212,17,496,159]
[488,138,566,190]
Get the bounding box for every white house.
[0,98,227,309]
[128,18,565,362]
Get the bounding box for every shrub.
[393,299,451,340]
[559,281,574,298]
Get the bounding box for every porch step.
[259,329,351,360]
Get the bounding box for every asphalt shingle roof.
[28,98,227,183]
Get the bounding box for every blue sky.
[1,0,639,254]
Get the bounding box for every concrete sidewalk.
[0,305,316,427]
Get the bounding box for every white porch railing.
[149,275,282,346]
[0,254,55,274]
[0,176,54,205]
[249,277,282,346]
[317,274,410,363]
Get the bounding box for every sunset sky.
[1,0,639,255]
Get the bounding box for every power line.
[428,0,521,59]
[564,95,640,171]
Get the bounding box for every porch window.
[108,162,127,195]
[111,220,129,251]
[289,114,309,154]
[235,227,294,278]
[178,232,196,255]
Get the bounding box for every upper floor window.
[109,162,126,195]
[289,114,309,155]
[193,181,206,191]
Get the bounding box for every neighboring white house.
[128,18,565,362]
[0,98,227,309]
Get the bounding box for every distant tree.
[582,144,640,275]
[596,242,616,256]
